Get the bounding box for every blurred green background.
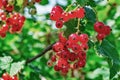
[0,0,120,80]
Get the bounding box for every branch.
[25,43,55,65]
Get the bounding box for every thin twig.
[25,42,55,65]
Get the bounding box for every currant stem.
[76,18,80,34]
[65,2,77,12]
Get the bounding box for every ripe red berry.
[59,33,67,44]
[103,25,111,35]
[2,24,9,33]
[78,59,86,67]
[65,40,72,48]
[61,68,68,74]
[2,0,8,7]
[78,51,86,59]
[51,55,56,62]
[6,18,12,25]
[94,22,104,33]
[71,44,81,53]
[80,43,89,50]
[76,7,85,18]
[2,73,11,80]
[60,50,70,60]
[5,4,14,12]
[60,12,69,22]
[50,6,63,21]
[57,58,68,68]
[0,32,6,38]
[79,34,89,43]
[54,65,61,71]
[0,12,6,21]
[52,42,64,52]
[69,53,77,61]
[96,33,106,40]
[68,11,77,19]
[55,20,63,28]
[69,33,79,43]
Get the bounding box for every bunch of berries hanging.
[50,6,85,28]
[48,4,89,75]
[94,22,111,41]
[47,32,89,75]
[0,0,26,38]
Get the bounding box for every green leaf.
[76,0,88,6]
[0,56,13,70]
[40,0,49,5]
[64,19,78,37]
[10,61,25,76]
[16,0,23,7]
[84,6,97,23]
[96,39,120,79]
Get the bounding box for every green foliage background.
[0,0,120,80]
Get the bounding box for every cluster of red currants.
[50,6,85,28]
[0,12,25,38]
[47,33,89,75]
[94,22,111,40]
[1,73,18,80]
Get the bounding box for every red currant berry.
[80,43,89,51]
[71,44,81,53]
[51,55,56,62]
[2,73,10,80]
[96,33,106,40]
[60,12,69,22]
[50,6,63,21]
[0,32,6,38]
[78,59,86,67]
[55,20,63,28]
[68,11,77,19]
[79,34,89,43]
[65,40,73,48]
[59,32,67,44]
[60,50,70,60]
[94,22,104,33]
[69,53,77,61]
[54,65,61,71]
[69,33,79,43]
[5,4,14,12]
[78,51,86,59]
[76,7,85,18]
[57,58,68,68]
[104,25,111,35]
[52,42,64,52]
[61,68,68,74]
[2,24,9,33]
[6,18,12,25]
